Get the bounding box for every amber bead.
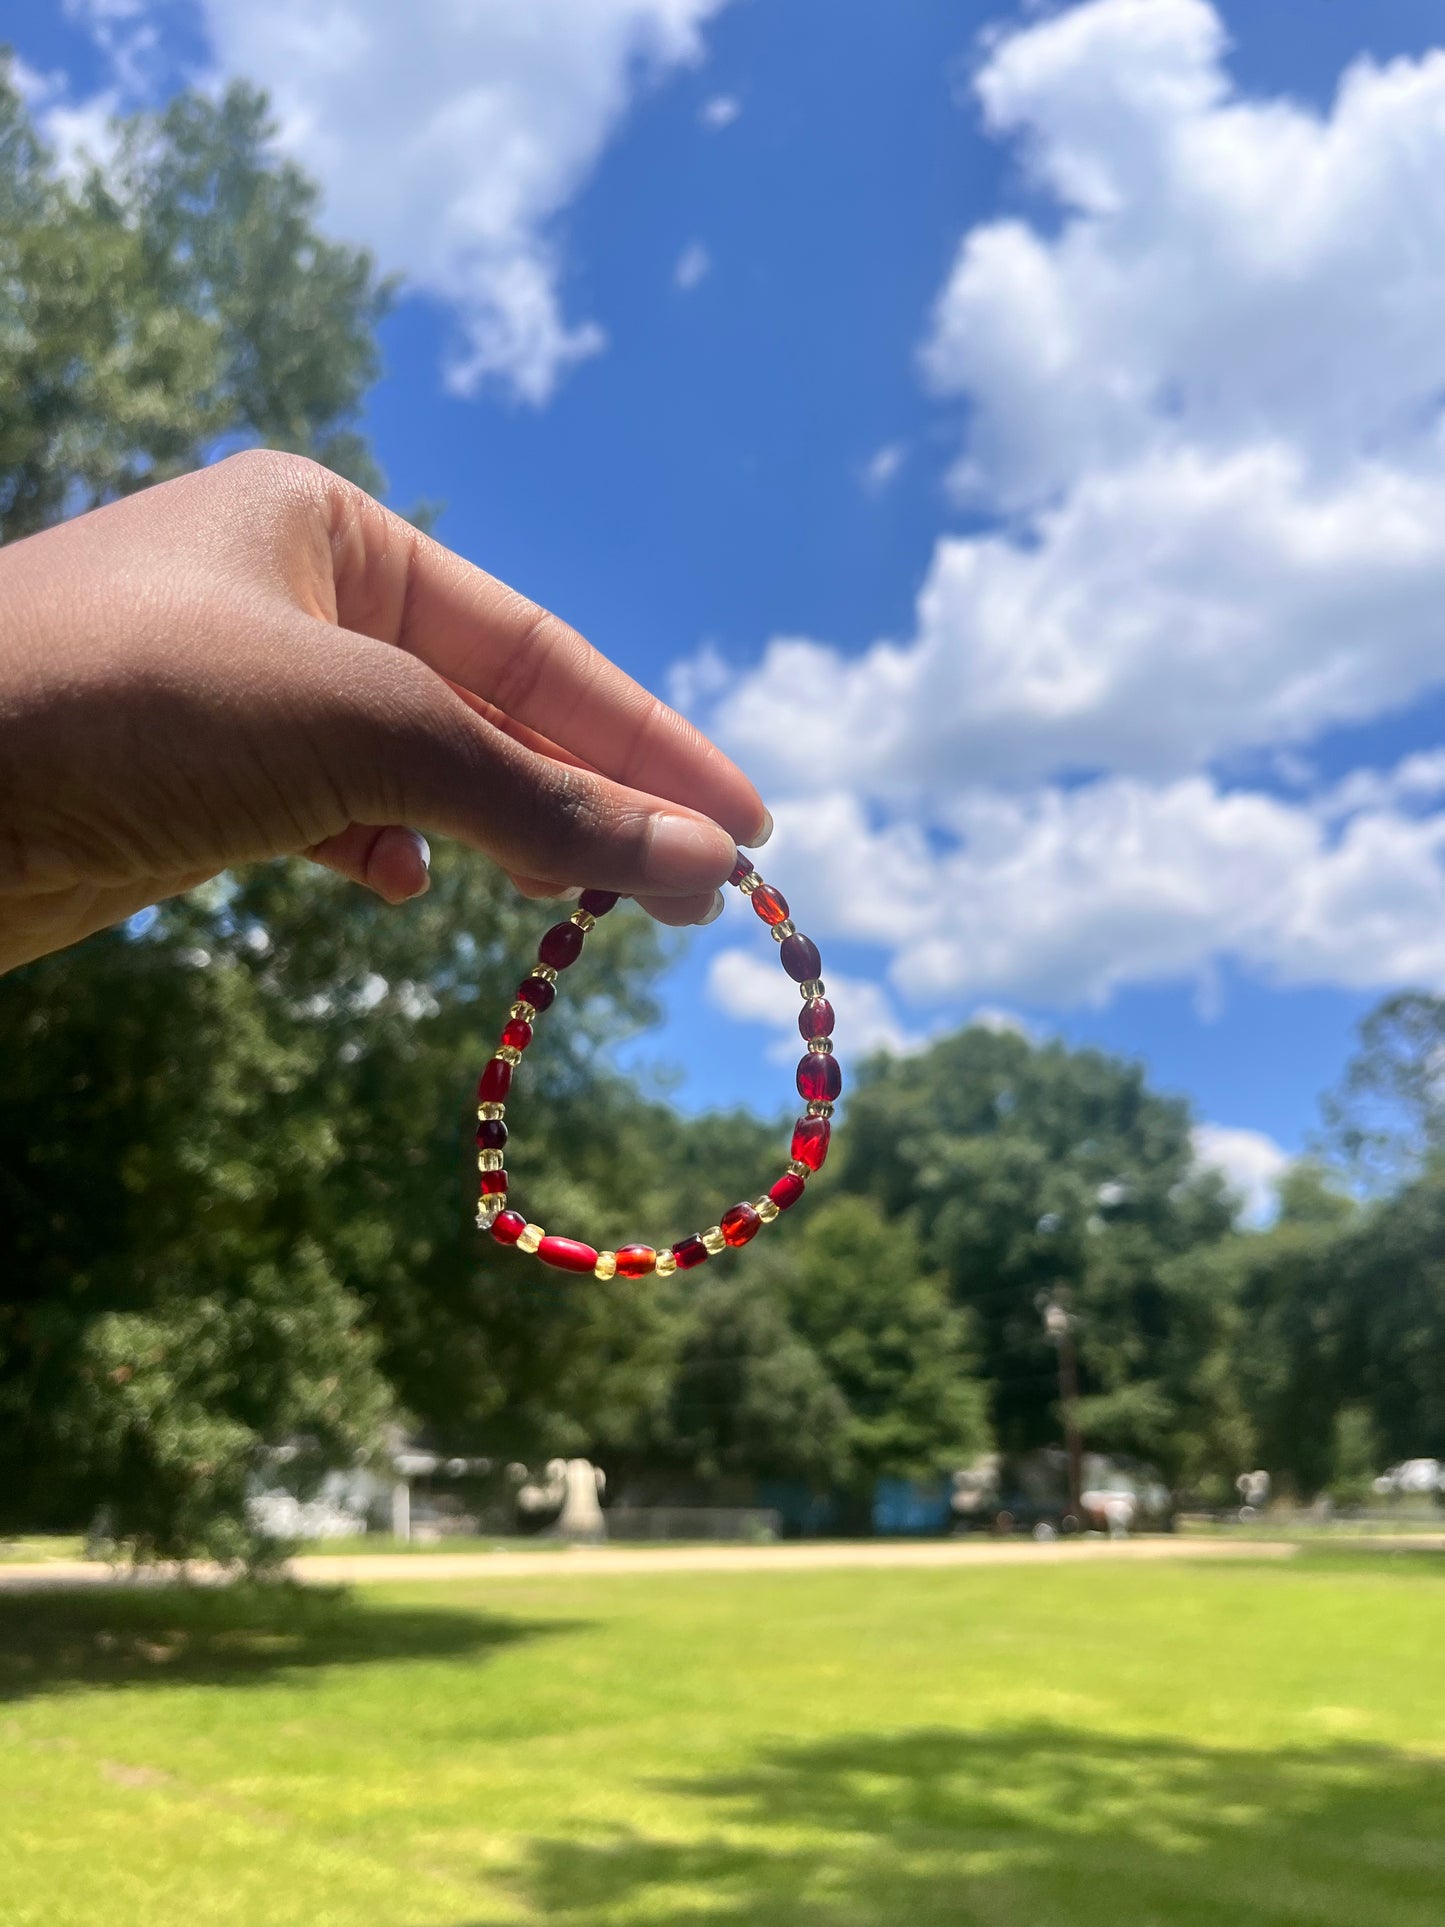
[539,921,585,970]
[579,888,620,916]
[672,1235,709,1270]
[519,974,556,1012]
[796,1051,842,1103]
[479,1167,509,1196]
[501,1018,533,1052]
[750,884,790,926]
[615,1244,657,1278]
[478,1057,513,1104]
[492,1210,526,1246]
[720,1202,762,1247]
[791,1115,831,1172]
[475,1117,509,1152]
[538,1235,600,1274]
[769,1171,806,1211]
[728,856,752,887]
[799,997,834,1041]
[779,932,822,982]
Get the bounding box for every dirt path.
[0,1534,1317,1593]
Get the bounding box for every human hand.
[0,451,766,975]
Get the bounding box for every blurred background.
[5,4,1445,1924]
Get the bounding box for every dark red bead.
[769,1171,807,1210]
[791,1115,831,1172]
[578,888,620,916]
[720,1202,762,1247]
[501,1018,533,1052]
[796,1052,842,1103]
[750,884,790,926]
[478,1058,513,1104]
[799,997,834,1041]
[615,1244,657,1278]
[537,1235,599,1274]
[475,1117,509,1151]
[779,932,822,983]
[672,1235,709,1270]
[728,856,752,887]
[491,1210,526,1246]
[519,975,556,1012]
[538,921,585,970]
[479,1167,509,1196]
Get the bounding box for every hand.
[0,451,767,975]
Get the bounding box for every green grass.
[4,1549,1444,1925]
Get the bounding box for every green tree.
[1320,991,1445,1191]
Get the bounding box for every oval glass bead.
[672,1235,709,1270]
[779,931,822,983]
[799,997,835,1042]
[478,1057,513,1104]
[796,1051,842,1103]
[475,1117,509,1151]
[501,1018,533,1052]
[720,1202,762,1247]
[790,1115,831,1172]
[750,884,790,926]
[537,1235,600,1274]
[615,1244,657,1278]
[769,1171,806,1211]
[479,1167,509,1196]
[491,1210,526,1245]
[519,974,556,1012]
[538,921,585,970]
[579,888,620,916]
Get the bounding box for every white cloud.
[165,0,731,403]
[674,239,712,290]
[861,441,906,492]
[1192,1122,1290,1226]
[699,92,740,129]
[706,947,925,1063]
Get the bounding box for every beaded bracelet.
[474,852,839,1279]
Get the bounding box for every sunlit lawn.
[4,1550,1444,1925]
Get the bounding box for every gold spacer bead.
[477,1101,506,1121]
[533,965,559,984]
[799,978,825,999]
[807,1036,834,1055]
[517,1222,544,1255]
[570,909,597,933]
[478,1149,505,1171]
[701,1225,726,1255]
[806,1100,835,1119]
[496,1044,523,1067]
[772,919,796,941]
[509,1000,536,1023]
[755,1196,780,1223]
[594,1250,617,1281]
[737,870,762,895]
[655,1249,678,1277]
[787,1160,810,1180]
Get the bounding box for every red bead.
[769,1171,806,1211]
[478,1058,513,1104]
[492,1210,526,1245]
[501,1018,533,1051]
[475,1117,508,1151]
[779,932,822,982]
[519,975,556,1012]
[750,884,790,926]
[791,1115,831,1172]
[579,888,620,916]
[799,997,834,1041]
[479,1167,509,1196]
[728,856,752,887]
[615,1244,657,1277]
[538,921,585,970]
[672,1235,709,1270]
[720,1202,762,1247]
[796,1052,842,1103]
[537,1235,599,1274]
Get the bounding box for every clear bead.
[807,1037,834,1055]
[594,1250,618,1280]
[534,964,559,984]
[510,1000,536,1022]
[787,1160,810,1179]
[518,1222,544,1254]
[806,1100,835,1118]
[799,978,826,999]
[570,909,597,932]
[478,1149,504,1171]
[701,1225,726,1255]
[475,1198,503,1229]
[655,1249,678,1277]
[771,919,796,941]
[497,1044,523,1066]
[477,1101,506,1121]
[737,870,762,894]
[755,1196,780,1223]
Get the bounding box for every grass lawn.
[4,1549,1444,1925]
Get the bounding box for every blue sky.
[13,0,1445,1217]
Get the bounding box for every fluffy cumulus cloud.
[1191,1122,1290,1226]
[692,0,1445,1012]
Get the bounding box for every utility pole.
[1041,1293,1084,1525]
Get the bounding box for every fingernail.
[698,890,725,926]
[646,812,736,891]
[753,807,774,847]
[414,835,431,871]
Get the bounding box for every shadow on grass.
[0,1583,582,1703]
[495,1724,1445,1926]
